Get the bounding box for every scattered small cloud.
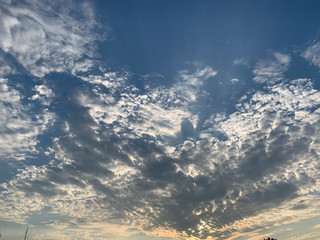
[233,58,250,67]
[230,78,240,84]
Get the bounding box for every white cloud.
[274,52,291,65]
[0,0,103,77]
[231,78,239,84]
[34,85,53,98]
[174,66,217,102]
[1,0,320,238]
[81,66,216,147]
[2,74,320,239]
[253,52,291,84]
[0,78,55,161]
[302,41,320,68]
[233,58,250,67]
[31,84,54,105]
[213,78,320,146]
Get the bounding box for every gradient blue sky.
[1,0,320,239]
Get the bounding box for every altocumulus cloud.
[1,1,320,240]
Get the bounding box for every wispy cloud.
[302,41,320,69]
[233,58,250,67]
[253,52,291,84]
[0,0,103,77]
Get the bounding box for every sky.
[1,0,320,239]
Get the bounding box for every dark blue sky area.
[97,0,320,75]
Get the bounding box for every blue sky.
[1,0,320,239]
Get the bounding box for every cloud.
[1,68,320,240]
[0,77,55,161]
[31,84,54,105]
[1,1,320,239]
[253,52,291,84]
[0,0,103,77]
[80,66,216,150]
[34,85,53,98]
[233,58,250,67]
[291,232,320,240]
[230,78,239,84]
[302,41,320,68]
